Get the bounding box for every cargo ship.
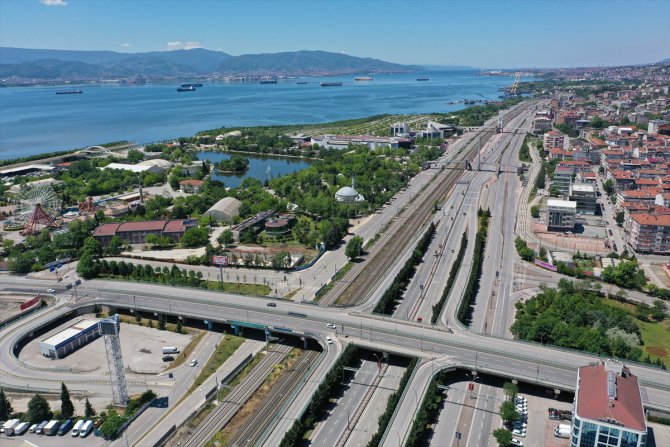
[56,89,83,95]
[181,83,203,88]
[417,76,430,81]
[177,86,196,92]
[320,81,343,87]
[354,76,373,81]
[297,81,308,85]
[260,78,278,84]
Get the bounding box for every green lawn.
[189,335,244,392]
[605,298,670,368]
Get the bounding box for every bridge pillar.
[265,329,272,342]
[231,324,241,336]
[554,389,561,398]
[203,319,213,331]
[301,336,307,349]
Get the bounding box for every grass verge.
[189,335,245,393]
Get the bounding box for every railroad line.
[321,103,531,307]
[227,350,320,447]
[180,343,293,447]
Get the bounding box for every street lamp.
[372,353,384,372]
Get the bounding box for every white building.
[39,319,100,359]
[204,197,243,223]
[547,199,576,231]
[648,119,669,135]
[391,122,410,136]
[569,183,597,215]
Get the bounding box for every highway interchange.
[1,100,669,446]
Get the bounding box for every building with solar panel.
[571,360,648,447]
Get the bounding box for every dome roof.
[336,186,359,197]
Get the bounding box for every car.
[46,288,56,293]
[325,336,333,344]
[417,317,423,323]
[162,355,174,362]
[510,439,524,446]
[266,302,277,307]
[189,359,198,367]
[512,429,526,437]
[326,323,337,329]
[513,421,527,429]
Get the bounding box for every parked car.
[510,439,524,446]
[512,428,527,438]
[162,355,174,362]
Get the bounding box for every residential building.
[532,116,552,134]
[391,122,410,136]
[571,360,647,447]
[179,179,204,193]
[569,183,597,215]
[553,166,574,196]
[627,213,670,254]
[648,120,669,135]
[547,199,576,231]
[544,130,565,149]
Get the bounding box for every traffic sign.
[212,255,228,266]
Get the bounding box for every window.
[580,421,598,447]
[621,431,639,447]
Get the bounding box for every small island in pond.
[215,155,250,173]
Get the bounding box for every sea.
[0,71,528,161]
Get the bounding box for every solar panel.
[607,381,617,400]
[607,371,616,383]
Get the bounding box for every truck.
[58,419,73,436]
[35,420,49,434]
[554,424,571,438]
[44,420,60,436]
[2,419,20,436]
[71,419,84,437]
[162,346,179,354]
[13,422,29,436]
[79,419,94,437]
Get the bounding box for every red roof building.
[93,219,197,246]
[572,361,647,446]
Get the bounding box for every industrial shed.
[204,197,243,223]
[39,319,100,359]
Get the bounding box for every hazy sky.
[1,0,669,68]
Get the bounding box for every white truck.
[71,419,84,437]
[2,419,20,436]
[13,422,29,436]
[162,346,179,354]
[554,423,571,438]
[44,420,60,436]
[79,419,94,437]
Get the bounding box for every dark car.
[267,302,277,307]
[162,355,174,362]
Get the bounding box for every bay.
[0,71,526,160]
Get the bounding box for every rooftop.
[41,319,99,348]
[547,199,577,209]
[631,213,670,227]
[576,362,646,432]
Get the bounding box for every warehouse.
[39,319,100,359]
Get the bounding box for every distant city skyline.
[0,0,669,68]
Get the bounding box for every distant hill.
[420,64,478,71]
[0,47,415,79]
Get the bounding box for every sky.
[0,0,669,68]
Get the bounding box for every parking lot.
[20,316,193,374]
[1,430,106,446]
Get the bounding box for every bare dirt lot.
[0,294,34,321]
[20,316,193,374]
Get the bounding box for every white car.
[510,439,524,446]
[326,323,337,329]
[189,359,198,367]
[512,428,526,438]
[325,336,333,344]
[47,288,56,294]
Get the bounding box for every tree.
[493,428,513,446]
[181,226,209,247]
[615,211,625,227]
[503,382,519,401]
[76,251,98,279]
[636,302,651,321]
[0,389,13,420]
[217,229,234,247]
[603,179,615,196]
[345,235,364,261]
[60,382,75,419]
[499,400,519,424]
[650,300,667,321]
[127,149,144,164]
[27,394,52,424]
[82,236,103,258]
[530,205,540,218]
[158,316,166,330]
[84,397,96,418]
[99,409,126,439]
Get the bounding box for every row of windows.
[571,417,644,447]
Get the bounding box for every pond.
[197,151,314,188]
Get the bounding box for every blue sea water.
[0,71,524,160]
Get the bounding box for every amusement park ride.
[7,185,62,235]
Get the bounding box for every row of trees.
[365,358,418,447]
[280,345,358,447]
[373,223,436,314]
[432,232,468,323]
[458,209,491,325]
[405,372,447,445]
[0,384,95,425]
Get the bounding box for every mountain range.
[0,47,417,79]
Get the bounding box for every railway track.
[227,349,320,447]
[179,343,293,447]
[321,102,532,307]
